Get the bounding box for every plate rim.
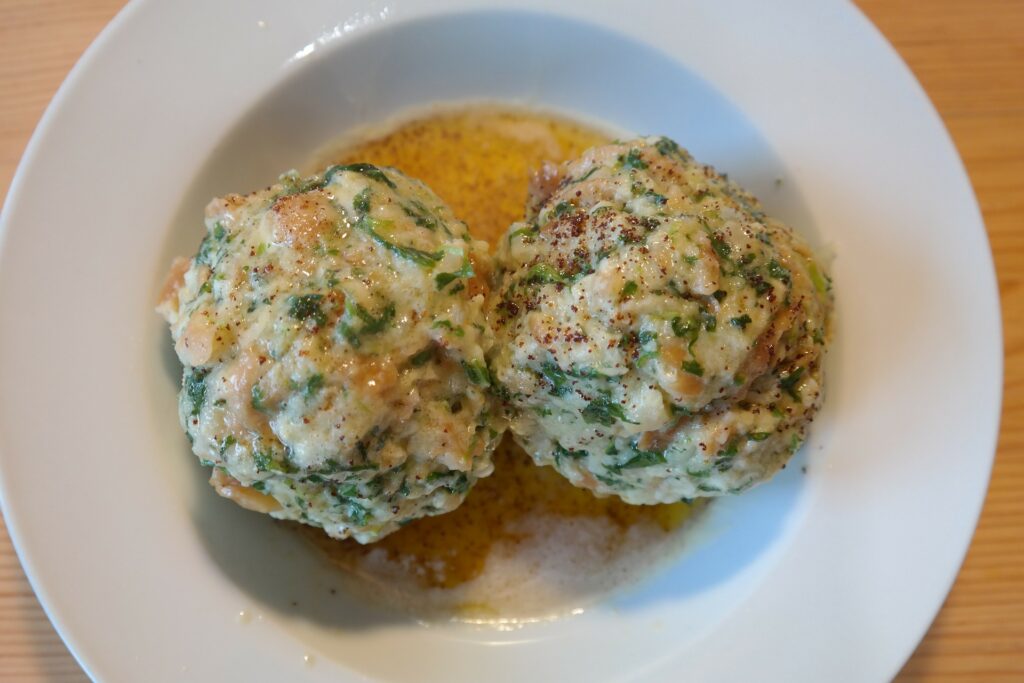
[0,1,1003,681]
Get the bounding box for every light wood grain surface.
[0,0,1021,680]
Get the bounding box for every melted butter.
[307,104,610,245]
[301,104,705,620]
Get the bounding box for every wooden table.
[0,1,1021,680]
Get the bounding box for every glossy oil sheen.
[301,105,703,620]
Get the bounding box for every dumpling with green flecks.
[158,162,503,543]
[489,137,833,504]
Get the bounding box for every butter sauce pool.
[301,104,705,621]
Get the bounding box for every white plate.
[0,1,1001,681]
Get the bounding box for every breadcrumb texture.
[490,137,833,503]
[159,164,503,542]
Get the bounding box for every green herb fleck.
[554,443,588,462]
[435,259,474,291]
[767,259,791,284]
[352,187,371,214]
[807,259,830,293]
[709,234,732,260]
[572,167,599,183]
[251,385,266,411]
[609,448,667,472]
[700,309,717,332]
[619,148,648,170]
[401,199,449,234]
[344,500,370,526]
[552,201,574,218]
[508,225,539,244]
[524,263,570,285]
[432,319,465,337]
[324,162,396,188]
[540,362,572,396]
[581,396,635,426]
[731,314,752,330]
[185,368,209,416]
[355,215,444,268]
[682,359,704,377]
[655,137,680,156]
[338,300,395,347]
[219,435,236,456]
[409,345,436,367]
[288,294,328,327]
[620,280,639,299]
[672,315,702,352]
[779,366,805,400]
[304,374,324,398]
[462,360,491,386]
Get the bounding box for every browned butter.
[301,105,704,621]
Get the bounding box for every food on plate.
[158,163,502,543]
[298,108,711,618]
[489,136,833,504]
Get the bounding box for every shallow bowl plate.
[0,1,1001,681]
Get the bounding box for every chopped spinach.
[700,309,717,332]
[571,167,599,183]
[288,294,328,327]
[219,435,236,456]
[251,385,266,411]
[184,368,209,416]
[608,447,667,472]
[581,396,636,426]
[344,499,370,526]
[767,259,791,284]
[551,201,575,219]
[644,190,667,205]
[356,215,444,268]
[554,442,588,461]
[338,300,395,347]
[779,366,805,400]
[524,262,570,285]
[253,448,297,474]
[507,225,539,244]
[431,319,465,337]
[352,187,371,214]
[401,199,450,235]
[807,259,830,294]
[323,162,396,189]
[304,374,324,399]
[655,137,680,157]
[409,345,436,367]
[427,470,471,495]
[709,234,732,260]
[462,360,491,386]
[681,359,704,377]
[435,258,475,291]
[540,362,572,396]
[619,148,648,170]
[731,314,753,330]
